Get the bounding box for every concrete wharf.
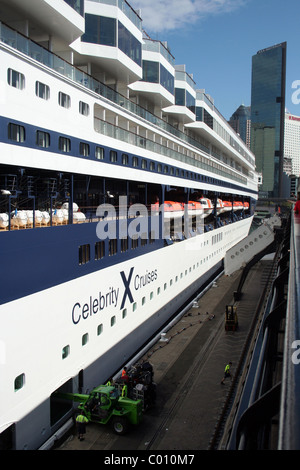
[56,254,275,452]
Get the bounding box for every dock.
[56,253,275,452]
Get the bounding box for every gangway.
[224,215,281,276]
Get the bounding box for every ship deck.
[55,254,275,452]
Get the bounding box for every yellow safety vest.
[76,414,88,423]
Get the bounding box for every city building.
[250,42,287,198]
[229,104,251,148]
[284,112,300,177]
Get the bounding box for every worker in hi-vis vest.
[76,412,89,441]
[221,361,232,384]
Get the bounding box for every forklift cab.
[225,305,238,331]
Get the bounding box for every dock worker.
[76,412,89,441]
[121,367,128,380]
[221,361,232,384]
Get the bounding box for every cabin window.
[121,237,128,252]
[122,154,129,165]
[14,374,25,392]
[95,241,105,260]
[58,91,71,108]
[95,146,104,160]
[36,130,50,148]
[35,81,50,100]
[79,244,90,264]
[7,68,25,89]
[110,316,116,327]
[8,123,25,142]
[79,101,89,116]
[110,150,117,162]
[109,239,117,256]
[59,136,71,153]
[79,142,90,157]
[82,333,89,346]
[97,324,103,336]
[62,345,70,359]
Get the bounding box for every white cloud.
[131,0,245,33]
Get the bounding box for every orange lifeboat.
[187,201,204,217]
[243,201,249,210]
[222,200,233,212]
[233,201,244,211]
[151,201,184,218]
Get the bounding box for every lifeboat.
[73,212,86,223]
[41,211,50,225]
[151,201,184,219]
[199,198,213,218]
[163,201,183,219]
[61,202,79,212]
[25,210,43,225]
[0,213,9,228]
[222,201,233,212]
[187,201,204,217]
[243,201,249,210]
[233,201,244,211]
[216,198,224,215]
[52,209,64,224]
[11,210,28,228]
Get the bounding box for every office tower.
[250,42,287,198]
[229,104,251,148]
[284,112,300,177]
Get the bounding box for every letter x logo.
[120,267,134,309]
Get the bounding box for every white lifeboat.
[52,209,64,224]
[41,211,50,225]
[0,213,9,228]
[73,212,86,223]
[61,202,79,212]
[199,198,213,218]
[11,210,27,227]
[216,198,224,215]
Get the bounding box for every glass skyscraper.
[251,42,286,198]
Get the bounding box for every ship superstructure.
[0,0,258,449]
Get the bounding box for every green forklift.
[54,383,142,435]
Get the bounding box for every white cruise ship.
[0,0,258,450]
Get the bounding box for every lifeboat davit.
[199,198,213,218]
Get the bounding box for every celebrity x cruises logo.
[120,267,134,309]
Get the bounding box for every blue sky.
[131,0,300,120]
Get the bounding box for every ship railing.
[0,21,255,175]
[94,118,247,185]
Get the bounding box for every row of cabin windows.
[14,246,227,392]
[7,68,90,115]
[79,236,154,264]
[6,69,218,184]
